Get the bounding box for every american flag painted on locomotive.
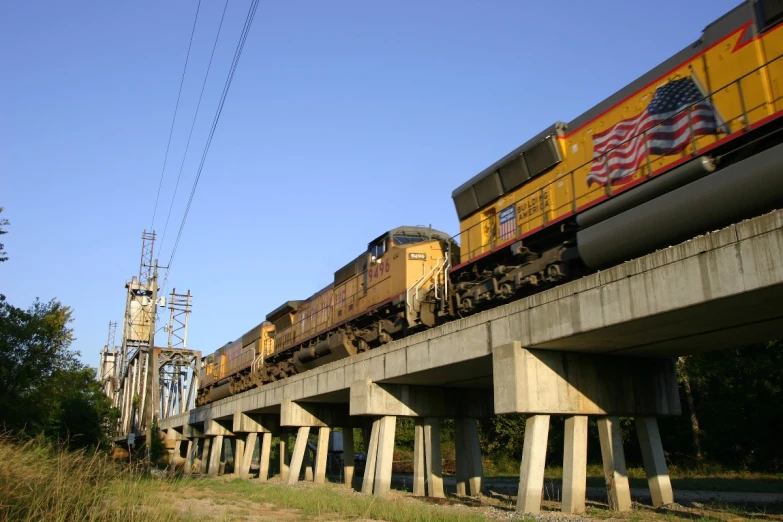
[587,76,723,186]
[499,205,516,241]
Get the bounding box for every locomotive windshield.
[392,234,427,245]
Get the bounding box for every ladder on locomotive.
[405,255,451,326]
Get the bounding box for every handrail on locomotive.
[454,52,783,263]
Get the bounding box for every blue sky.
[2,0,739,369]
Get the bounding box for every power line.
[166,0,260,273]
[158,0,230,256]
[150,0,203,231]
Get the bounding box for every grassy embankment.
[0,435,490,522]
[2,435,780,522]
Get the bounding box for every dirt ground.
[167,487,302,521]
[159,477,783,522]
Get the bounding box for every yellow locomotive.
[199,322,275,404]
[450,1,783,313]
[197,1,783,405]
[197,227,457,405]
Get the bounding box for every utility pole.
[143,258,160,463]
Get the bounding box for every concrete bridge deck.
[159,210,783,515]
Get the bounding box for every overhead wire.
[150,0,203,231]
[158,0,230,258]
[166,0,261,275]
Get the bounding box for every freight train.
[197,0,783,406]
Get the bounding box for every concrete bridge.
[159,210,783,515]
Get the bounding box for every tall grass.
[0,434,179,522]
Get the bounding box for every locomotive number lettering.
[409,252,427,260]
[367,260,391,282]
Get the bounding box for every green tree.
[679,341,783,471]
[0,298,117,448]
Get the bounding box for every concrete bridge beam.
[281,399,349,428]
[349,379,492,418]
[492,343,679,416]
[204,418,234,437]
[182,423,203,439]
[233,411,277,433]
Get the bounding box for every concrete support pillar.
[208,435,224,477]
[517,414,550,514]
[304,447,314,482]
[259,432,272,481]
[239,433,256,479]
[201,437,211,474]
[343,428,355,487]
[314,427,330,484]
[234,436,245,477]
[359,416,397,496]
[168,439,182,476]
[183,439,195,474]
[455,417,483,496]
[288,426,310,484]
[455,419,468,497]
[361,418,381,494]
[279,436,289,480]
[373,416,397,496]
[562,415,588,514]
[413,420,425,496]
[597,416,632,512]
[423,417,445,498]
[636,417,674,507]
[465,418,483,496]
